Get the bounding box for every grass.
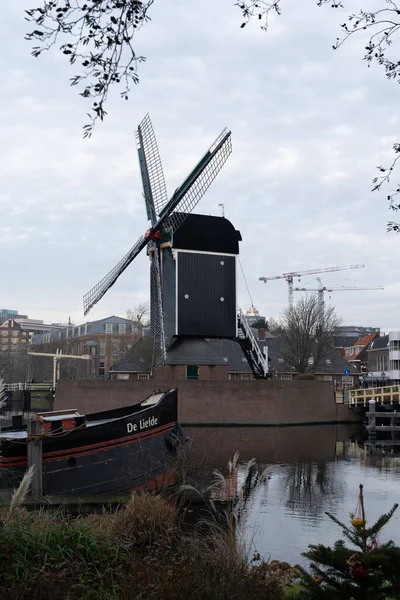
[0,450,301,600]
[0,498,270,600]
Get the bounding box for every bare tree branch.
[237,0,400,231]
[126,302,149,326]
[25,0,153,137]
[236,1,281,31]
[25,0,400,230]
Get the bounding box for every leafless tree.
[0,350,29,383]
[267,316,280,333]
[279,295,341,374]
[237,0,400,231]
[126,301,149,326]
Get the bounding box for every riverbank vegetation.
[0,492,300,600]
[0,449,302,600]
[1,459,400,600]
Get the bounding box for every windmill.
[83,114,236,374]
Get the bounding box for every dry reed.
[9,465,35,516]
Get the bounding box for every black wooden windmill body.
[83,115,267,378]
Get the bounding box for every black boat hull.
[0,389,183,496]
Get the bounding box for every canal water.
[186,425,400,566]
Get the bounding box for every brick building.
[29,316,142,380]
[342,333,379,373]
[0,319,29,381]
[110,334,356,387]
[0,317,77,382]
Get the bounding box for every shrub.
[107,492,177,547]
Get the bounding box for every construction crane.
[259,264,365,308]
[294,277,384,322]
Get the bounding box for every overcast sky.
[1,0,399,330]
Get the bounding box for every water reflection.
[187,424,400,564]
[185,424,361,469]
[279,461,344,520]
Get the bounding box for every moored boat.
[0,388,185,496]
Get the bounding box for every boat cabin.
[36,409,87,433]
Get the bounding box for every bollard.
[368,398,376,440]
[27,419,43,499]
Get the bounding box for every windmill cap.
[171,213,241,254]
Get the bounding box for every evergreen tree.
[251,318,268,330]
[297,485,400,599]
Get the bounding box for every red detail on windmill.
[145,229,161,241]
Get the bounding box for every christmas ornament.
[367,537,379,552]
[352,484,366,528]
[353,565,368,579]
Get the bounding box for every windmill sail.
[83,116,233,352]
[136,114,169,225]
[159,128,232,233]
[83,234,147,315]
[149,244,167,372]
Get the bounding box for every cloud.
[0,0,399,332]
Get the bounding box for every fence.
[347,385,400,407]
[4,383,53,392]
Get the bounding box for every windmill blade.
[158,128,232,233]
[83,234,147,315]
[136,114,169,226]
[149,244,167,372]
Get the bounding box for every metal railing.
[348,385,400,407]
[237,308,269,377]
[4,382,53,392]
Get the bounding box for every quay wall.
[54,379,361,426]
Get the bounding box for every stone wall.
[54,379,361,426]
[154,364,229,380]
